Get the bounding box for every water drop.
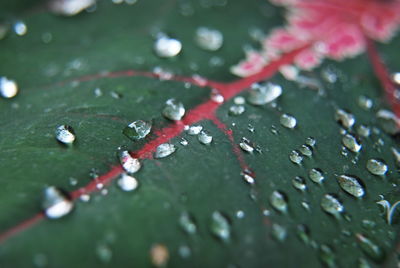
[187,125,203,135]
[0,77,18,98]
[229,105,245,116]
[96,243,112,263]
[357,125,371,137]
[376,109,399,135]
[356,233,384,262]
[42,186,73,219]
[179,212,197,235]
[118,150,141,173]
[305,136,316,147]
[289,150,303,165]
[178,245,191,259]
[296,224,311,245]
[270,191,288,213]
[358,95,373,110]
[162,98,185,121]
[150,244,169,267]
[80,194,90,202]
[239,137,254,153]
[335,108,355,129]
[154,143,176,158]
[123,120,151,141]
[271,223,287,242]
[210,211,231,242]
[299,144,313,157]
[247,82,282,105]
[241,170,255,184]
[55,125,76,145]
[210,89,224,103]
[49,0,96,16]
[234,96,245,105]
[337,175,365,198]
[13,21,27,36]
[309,168,324,183]
[366,159,388,176]
[342,133,362,153]
[154,35,182,58]
[280,113,297,129]
[180,138,188,146]
[321,194,344,215]
[236,210,245,219]
[292,176,307,191]
[194,27,223,51]
[319,244,336,268]
[391,147,400,166]
[117,173,138,192]
[198,130,213,145]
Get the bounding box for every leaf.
[0,0,399,267]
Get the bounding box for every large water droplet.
[289,150,303,165]
[154,143,176,158]
[49,0,96,16]
[292,176,307,191]
[179,212,197,235]
[366,159,388,176]
[299,144,313,157]
[337,175,365,198]
[198,130,213,145]
[154,35,182,58]
[55,125,76,145]
[0,77,18,98]
[321,194,344,215]
[271,223,287,242]
[162,98,185,121]
[247,82,282,105]
[356,233,384,262]
[270,191,288,213]
[123,120,151,141]
[118,150,141,173]
[42,186,73,219]
[342,133,362,152]
[194,27,223,51]
[210,211,231,242]
[335,109,355,129]
[187,125,202,135]
[309,168,324,183]
[117,173,138,192]
[280,113,297,129]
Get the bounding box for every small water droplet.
[0,77,18,98]
[342,133,362,152]
[235,210,245,219]
[356,233,384,262]
[198,130,213,145]
[292,176,307,191]
[13,21,27,36]
[210,211,231,242]
[117,173,138,192]
[299,144,313,157]
[118,150,141,173]
[305,136,316,147]
[239,137,254,153]
[241,170,255,184]
[179,212,197,235]
[234,96,245,105]
[210,89,224,103]
[55,125,76,145]
[123,120,151,141]
[162,98,185,121]
[366,159,388,176]
[69,177,78,186]
[42,186,73,219]
[154,143,176,158]
[96,243,112,263]
[337,175,365,198]
[289,150,303,165]
[357,125,371,137]
[296,224,311,245]
[187,125,203,135]
[321,194,344,215]
[154,35,182,58]
[270,190,288,213]
[358,95,373,110]
[319,244,336,268]
[180,138,188,146]
[229,105,245,116]
[247,82,282,105]
[376,109,399,135]
[280,113,297,129]
[271,223,287,242]
[335,109,355,129]
[194,27,223,51]
[309,168,324,183]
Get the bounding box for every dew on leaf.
[55,125,76,145]
[321,194,344,215]
[154,143,176,158]
[292,176,307,191]
[299,144,313,157]
[309,168,324,183]
[210,89,224,103]
[117,173,138,192]
[342,133,362,153]
[162,98,185,121]
[337,175,365,198]
[154,35,182,58]
[210,211,231,242]
[235,210,245,219]
[366,159,388,176]
[361,219,376,229]
[180,138,188,146]
[376,109,399,135]
[42,186,73,219]
[280,113,297,129]
[319,244,336,268]
[194,27,223,51]
[296,224,311,245]
[187,125,203,135]
[48,0,96,16]
[96,243,112,263]
[229,105,245,116]
[241,170,255,185]
[234,96,245,105]
[239,137,254,153]
[150,244,169,267]
[358,95,373,110]
[305,136,316,147]
[153,66,173,80]
[289,150,303,165]
[357,125,371,137]
[0,77,18,98]
[123,120,152,141]
[247,124,255,133]
[80,194,90,202]
[118,150,141,173]
[356,233,384,262]
[198,130,213,145]
[301,202,310,211]
[179,212,197,235]
[271,223,287,242]
[270,190,288,213]
[335,108,355,129]
[13,21,27,36]
[247,82,282,106]
[391,147,400,166]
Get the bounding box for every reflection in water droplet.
[241,170,255,184]
[118,150,141,173]
[198,130,213,145]
[154,35,182,58]
[13,21,27,36]
[321,194,344,215]
[299,144,313,157]
[49,0,96,16]
[117,173,138,192]
[271,223,287,242]
[42,186,73,219]
[356,233,384,262]
[239,137,254,153]
[162,98,185,121]
[229,105,245,116]
[309,168,324,183]
[234,96,245,105]
[179,212,197,235]
[195,27,223,51]
[289,150,303,165]
[236,210,245,219]
[270,191,288,213]
[55,125,76,145]
[280,113,297,129]
[123,120,151,141]
[342,133,362,153]
[96,243,112,263]
[376,109,399,135]
[292,176,307,191]
[247,82,282,105]
[187,125,203,135]
[154,143,176,158]
[0,77,18,98]
[210,211,231,242]
[335,109,355,129]
[366,159,388,176]
[150,244,169,267]
[337,175,365,198]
